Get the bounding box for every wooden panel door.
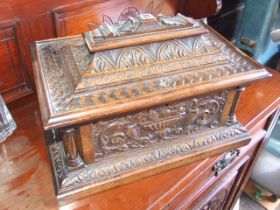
[0,19,32,103]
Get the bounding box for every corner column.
[62,128,84,169]
[227,87,245,125]
[76,124,95,164]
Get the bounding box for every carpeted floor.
[240,193,280,210]
[240,193,266,210]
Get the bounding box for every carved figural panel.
[93,91,228,159]
[0,19,32,102]
[32,13,270,201]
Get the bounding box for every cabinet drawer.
[152,127,267,210]
[189,168,239,210]
[183,155,250,210]
[156,149,241,209]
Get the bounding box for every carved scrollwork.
[93,92,227,159]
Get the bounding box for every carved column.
[62,128,83,168]
[227,87,245,125]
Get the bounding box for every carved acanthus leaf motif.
[116,47,154,68]
[158,40,188,60]
[91,54,115,73]
[70,44,93,72]
[87,35,219,74]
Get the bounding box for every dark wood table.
[0,69,279,210]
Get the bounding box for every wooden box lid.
[32,13,270,130]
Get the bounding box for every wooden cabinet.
[148,153,240,209]
[161,154,244,210]
[151,132,266,210]
[190,166,240,210]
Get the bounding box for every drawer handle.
[213,149,240,176]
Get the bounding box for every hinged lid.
[32,13,270,129]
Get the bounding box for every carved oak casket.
[32,14,270,201]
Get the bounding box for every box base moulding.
[49,122,250,203]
